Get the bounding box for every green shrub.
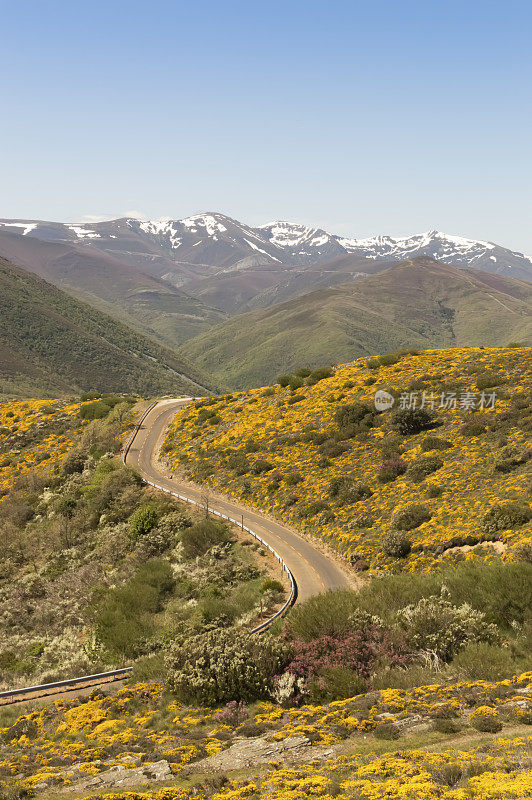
[308,666,368,703]
[306,366,334,385]
[166,628,290,705]
[476,373,504,391]
[328,476,373,503]
[245,439,260,453]
[93,559,174,658]
[79,400,112,420]
[407,455,444,482]
[226,451,251,475]
[129,503,159,539]
[391,407,435,435]
[482,501,532,536]
[470,707,503,733]
[374,722,400,740]
[252,458,273,474]
[334,402,375,429]
[297,500,330,518]
[319,439,350,458]
[433,718,461,734]
[382,531,412,558]
[426,484,443,498]
[289,376,304,391]
[284,590,361,641]
[421,436,452,451]
[391,503,432,530]
[62,449,86,475]
[285,471,302,485]
[451,642,516,681]
[180,519,231,559]
[261,578,284,595]
[287,393,305,405]
[379,352,401,366]
[396,591,500,662]
[276,375,292,387]
[461,420,488,437]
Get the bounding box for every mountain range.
[1,212,531,283]
[0,212,530,395]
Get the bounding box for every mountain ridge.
[1,212,531,281]
[179,257,532,388]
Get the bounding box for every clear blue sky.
[1,0,531,252]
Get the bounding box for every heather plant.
[378,456,407,482]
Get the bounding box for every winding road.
[125,399,352,601]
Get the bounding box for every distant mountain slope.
[0,230,226,348]
[0,257,216,397]
[180,258,532,388]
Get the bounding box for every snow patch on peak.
[68,225,101,239]
[139,217,174,236]
[0,221,38,236]
[181,214,228,236]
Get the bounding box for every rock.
[141,760,173,780]
[181,735,333,775]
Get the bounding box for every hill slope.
[0,230,226,348]
[165,346,532,573]
[180,259,532,388]
[0,257,216,397]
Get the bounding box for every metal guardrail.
[121,400,158,464]
[1,403,296,704]
[123,401,297,632]
[142,478,297,634]
[0,668,131,702]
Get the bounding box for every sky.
[1,0,531,252]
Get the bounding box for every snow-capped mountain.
[0,212,531,281]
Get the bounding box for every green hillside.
[0,257,217,397]
[181,258,532,388]
[0,231,227,348]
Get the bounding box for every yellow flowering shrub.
[2,675,531,796]
[0,398,88,499]
[164,347,532,572]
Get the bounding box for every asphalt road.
[125,399,352,601]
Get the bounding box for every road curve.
[125,399,352,601]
